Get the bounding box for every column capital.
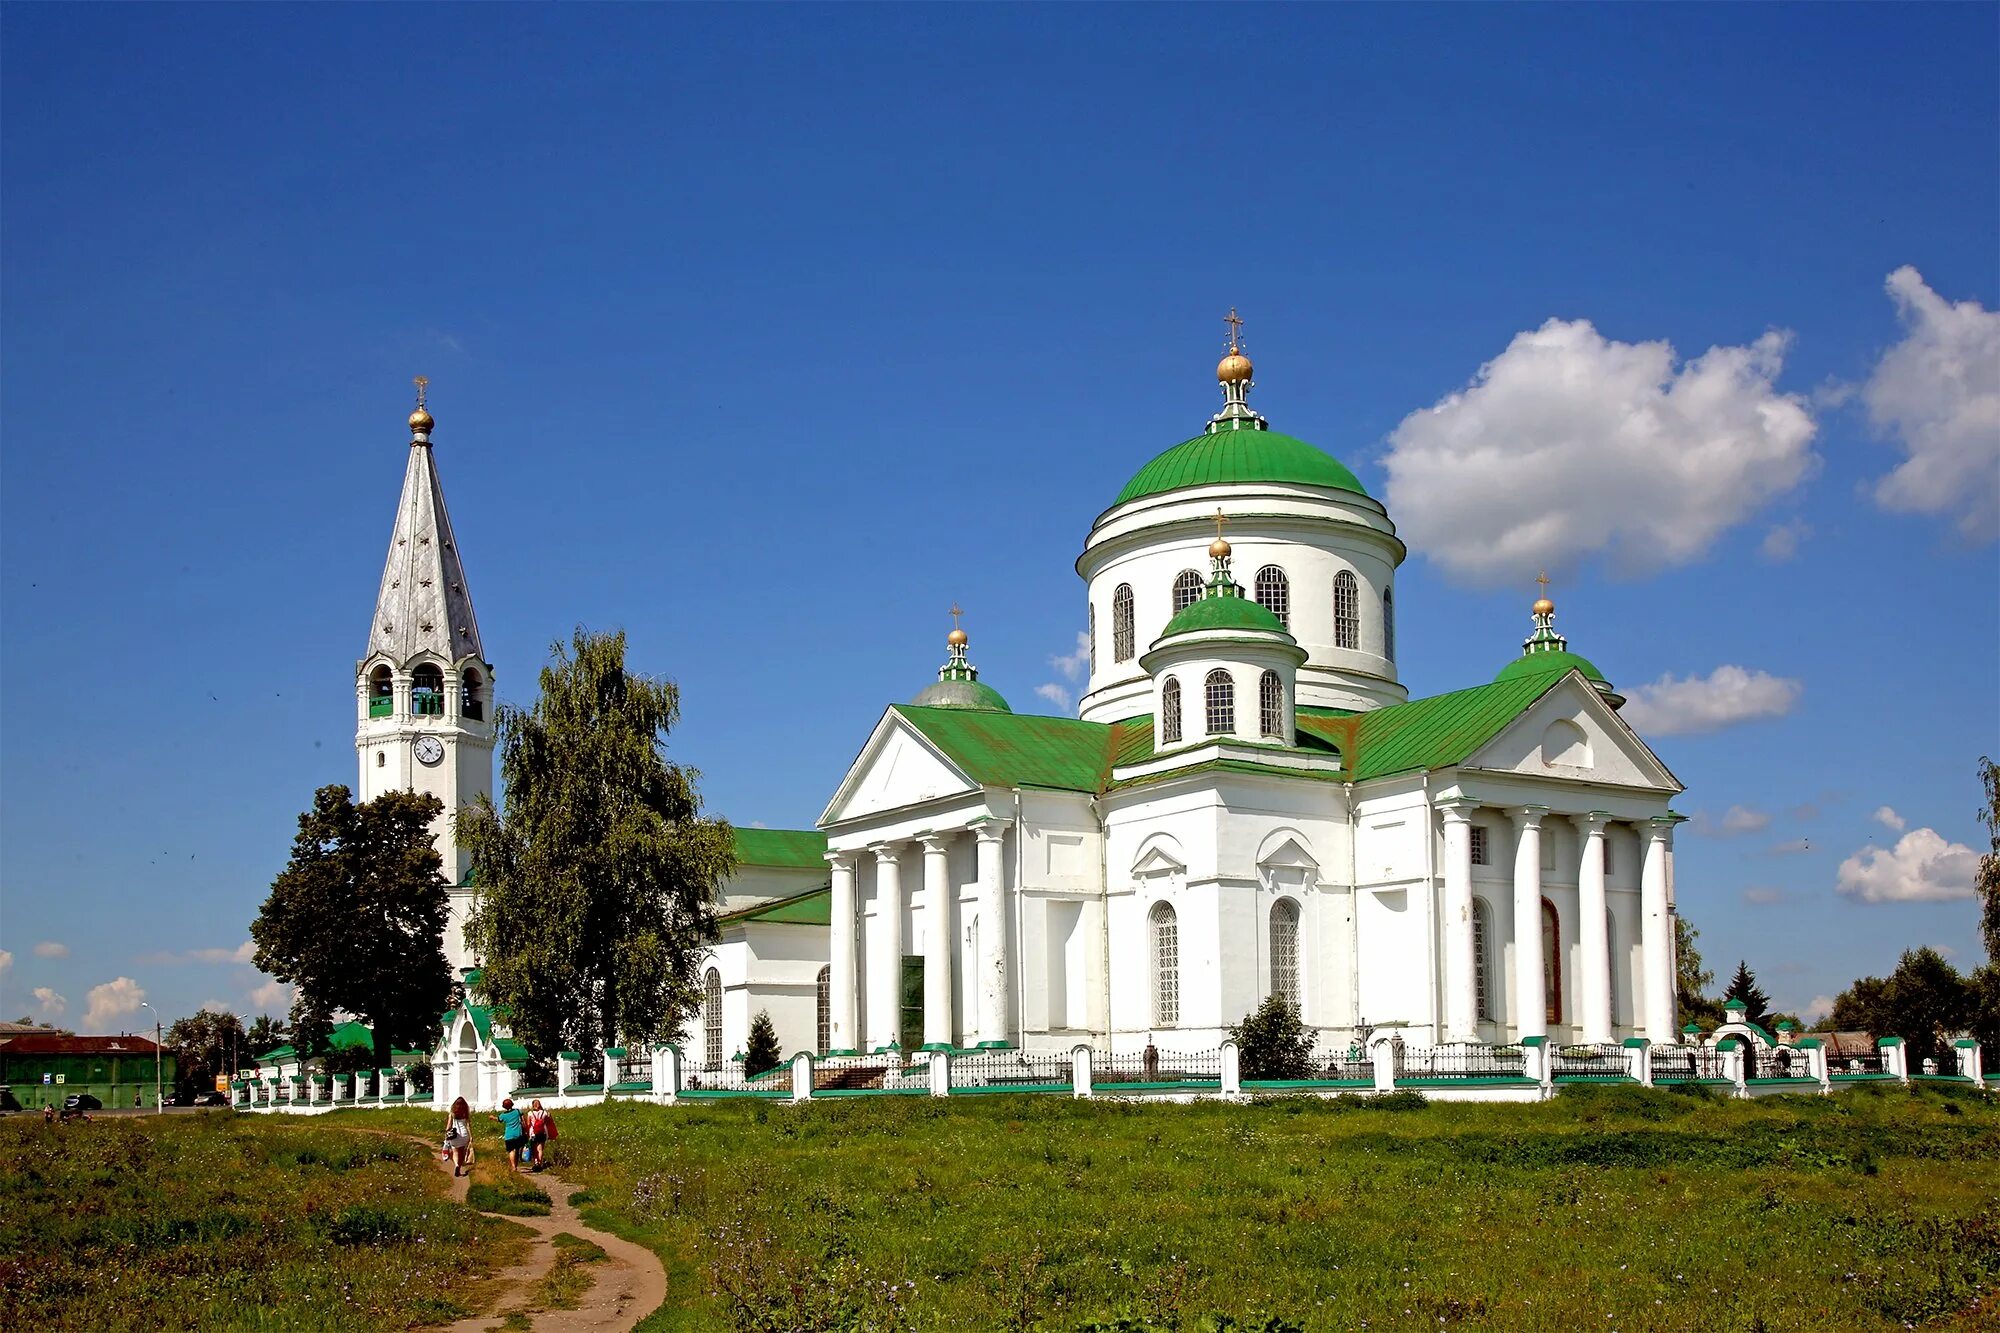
[825,848,859,870]
[1572,810,1612,834]
[869,842,903,864]
[917,831,954,854]
[1640,814,1681,840]
[973,822,1007,845]
[1436,798,1481,824]
[1510,804,1551,827]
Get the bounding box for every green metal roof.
[256,1020,421,1065]
[722,886,833,927]
[1496,649,1608,686]
[1158,592,1290,639]
[895,705,1121,792]
[1114,427,1368,506]
[732,826,829,869]
[911,678,1013,712]
[1298,675,1565,782]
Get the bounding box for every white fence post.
[928,1050,950,1098]
[659,1044,682,1106]
[1623,1037,1650,1087]
[556,1052,577,1097]
[1369,1033,1402,1094]
[1071,1044,1093,1099]
[1220,1039,1242,1098]
[1799,1038,1831,1094]
[1521,1035,1551,1096]
[1879,1037,1909,1083]
[792,1052,814,1103]
[1955,1038,1983,1086]
[1719,1038,1747,1098]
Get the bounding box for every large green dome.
[1495,649,1608,686]
[1159,592,1290,639]
[1115,427,1369,506]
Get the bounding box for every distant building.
[0,1033,175,1110]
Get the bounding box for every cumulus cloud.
[1382,318,1816,583]
[0,950,10,977]
[1801,994,1837,1025]
[83,977,147,1030]
[1872,806,1907,832]
[1034,631,1090,715]
[33,941,68,959]
[199,999,232,1014]
[1034,682,1074,710]
[140,941,257,966]
[248,978,294,1014]
[1741,886,1788,906]
[33,987,66,1017]
[1690,805,1773,837]
[1767,838,1813,856]
[1620,666,1802,736]
[1864,267,2000,542]
[1835,826,1978,903]
[1758,519,1811,563]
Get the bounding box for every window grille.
[1088,604,1096,675]
[1470,825,1488,866]
[1204,669,1234,734]
[1161,676,1182,744]
[1113,584,1135,662]
[1150,902,1179,1026]
[1270,899,1300,1006]
[703,968,723,1068]
[1172,569,1203,612]
[1333,570,1359,648]
[1541,899,1561,1024]
[1254,566,1289,627]
[815,966,831,1055]
[1472,899,1492,1021]
[1259,670,1283,738]
[1383,588,1396,661]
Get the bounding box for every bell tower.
[355,379,495,973]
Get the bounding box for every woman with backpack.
[442,1097,472,1176]
[527,1098,556,1170]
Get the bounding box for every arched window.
[1204,669,1235,735]
[1088,604,1096,676]
[462,667,485,721]
[1150,902,1179,1026]
[1112,584,1135,662]
[815,966,831,1055]
[1254,566,1289,627]
[703,968,723,1067]
[411,663,445,717]
[1472,899,1493,1022]
[368,664,394,718]
[1333,570,1359,649]
[1269,899,1300,1007]
[1383,588,1396,662]
[1161,676,1182,744]
[1259,670,1284,738]
[1541,898,1561,1025]
[1172,569,1204,613]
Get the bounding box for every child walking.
[443,1097,471,1176]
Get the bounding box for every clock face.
[414,736,445,767]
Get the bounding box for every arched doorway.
[455,1019,478,1106]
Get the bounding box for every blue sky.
[3,5,1994,1033]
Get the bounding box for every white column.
[920,832,954,1049]
[1574,812,1612,1043]
[869,844,904,1053]
[1640,817,1677,1042]
[1512,806,1549,1039]
[826,852,859,1053]
[1438,800,1479,1041]
[975,824,1008,1046]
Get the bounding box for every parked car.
[193,1091,231,1107]
[59,1093,101,1122]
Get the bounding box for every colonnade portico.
[1437,799,1679,1044]
[825,821,1010,1056]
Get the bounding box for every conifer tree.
[1721,960,1773,1027]
[744,1010,782,1078]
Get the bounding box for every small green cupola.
[1493,581,1622,707]
[910,609,1011,713]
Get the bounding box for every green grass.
[0,1112,527,1330]
[467,1175,553,1217]
[538,1082,2000,1331]
[534,1231,611,1310]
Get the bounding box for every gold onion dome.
[947,627,969,647]
[1217,350,1253,384]
[1209,536,1232,559]
[409,406,435,433]
[1533,596,1555,616]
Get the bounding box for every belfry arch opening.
[368,664,394,718]
[411,664,445,717]
[461,667,485,721]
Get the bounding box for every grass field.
[0,1111,527,1331]
[536,1082,2000,1332]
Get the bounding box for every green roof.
[256,1021,421,1065]
[722,886,833,927]
[1298,674,1566,782]
[911,678,1012,712]
[732,827,829,869]
[1158,591,1290,639]
[1114,427,1368,506]
[1496,649,1607,686]
[895,705,1124,792]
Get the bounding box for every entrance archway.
[455,1020,478,1106]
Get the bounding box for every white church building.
[351,336,1686,1084]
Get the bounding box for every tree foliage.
[461,629,735,1059]
[1978,756,1999,964]
[1229,995,1318,1080]
[1721,960,1773,1028]
[1828,947,1974,1068]
[1674,916,1723,1028]
[251,784,457,1072]
[245,1014,289,1056]
[164,1009,246,1097]
[745,1010,782,1078]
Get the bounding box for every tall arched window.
[703,968,723,1067]
[1254,566,1290,627]
[1471,899,1493,1022]
[1204,669,1235,735]
[1112,584,1135,662]
[1259,670,1284,738]
[1172,569,1204,612]
[1088,604,1096,676]
[1161,676,1182,744]
[1382,588,1396,662]
[1333,570,1359,649]
[815,966,831,1054]
[1150,902,1180,1025]
[1269,899,1300,1006]
[1541,898,1561,1025]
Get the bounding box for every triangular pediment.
[820,712,979,827]
[1464,673,1680,793]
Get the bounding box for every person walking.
[526,1098,554,1171]
[494,1097,528,1171]
[443,1097,472,1176]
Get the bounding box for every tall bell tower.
[355,379,495,973]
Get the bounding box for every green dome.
[1496,650,1608,686]
[1159,593,1290,639]
[1115,427,1368,506]
[911,678,1012,712]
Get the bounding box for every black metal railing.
[1398,1043,1529,1079]
[1093,1047,1223,1086]
[568,1058,605,1089]
[1828,1052,1888,1077]
[949,1050,1072,1091]
[614,1054,651,1086]
[1751,1047,1815,1080]
[1650,1046,1727,1081]
[1552,1043,1630,1078]
[683,1059,788,1094]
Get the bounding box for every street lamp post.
[139,1002,163,1114]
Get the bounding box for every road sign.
[54,1074,66,1084]
[42,1072,52,1085]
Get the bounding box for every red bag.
[544,1113,558,1142]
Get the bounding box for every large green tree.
[1978,756,1998,963]
[461,629,735,1059]
[251,785,457,1072]
[164,1008,246,1097]
[1720,960,1774,1028]
[1675,916,1723,1028]
[245,1013,288,1056]
[1829,947,1972,1068]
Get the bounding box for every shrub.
[1228,996,1316,1081]
[745,1011,782,1079]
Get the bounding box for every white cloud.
[1864,266,2000,542]
[0,950,10,977]
[1620,665,1802,736]
[1835,827,1978,904]
[1742,886,1788,905]
[1767,838,1813,856]
[82,977,147,1031]
[140,941,256,966]
[199,999,232,1014]
[1691,805,1773,837]
[1872,806,1907,832]
[1382,319,1816,584]
[248,978,294,1014]
[1034,682,1073,710]
[1801,994,1837,1025]
[33,987,66,1017]
[1758,519,1810,562]
[1050,632,1089,682]
[33,941,68,959]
